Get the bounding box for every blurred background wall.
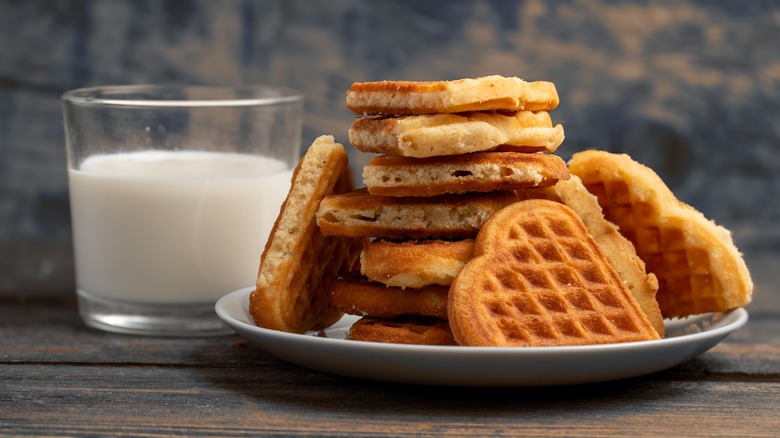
[2,0,779,295]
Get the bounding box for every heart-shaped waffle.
[516,176,664,337]
[569,150,753,318]
[448,199,660,347]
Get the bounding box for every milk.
[68,150,292,304]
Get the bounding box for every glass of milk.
[62,85,303,336]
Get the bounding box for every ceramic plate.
[216,287,748,386]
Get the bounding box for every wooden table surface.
[1,251,778,437]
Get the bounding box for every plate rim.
[215,286,748,355]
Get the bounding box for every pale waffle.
[346,75,559,116]
[517,176,664,337]
[348,317,457,346]
[568,150,753,318]
[448,199,660,347]
[363,152,570,197]
[249,136,363,333]
[349,112,564,158]
[329,274,449,320]
[360,239,475,288]
[316,188,519,240]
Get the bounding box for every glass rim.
[62,84,304,108]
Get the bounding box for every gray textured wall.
[2,0,779,293]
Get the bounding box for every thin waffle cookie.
[360,239,475,288]
[348,317,456,346]
[346,75,559,115]
[316,189,518,240]
[363,152,570,197]
[250,135,363,333]
[517,176,664,337]
[449,199,660,347]
[349,112,564,158]
[329,274,449,320]
[568,150,753,318]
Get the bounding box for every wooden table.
[1,252,778,437]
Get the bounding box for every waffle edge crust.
[345,75,560,116]
[349,111,564,157]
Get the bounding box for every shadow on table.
[190,342,691,420]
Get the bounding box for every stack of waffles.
[250,75,752,348]
[317,75,653,346]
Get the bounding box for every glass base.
[77,289,233,336]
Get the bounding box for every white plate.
[216,287,748,386]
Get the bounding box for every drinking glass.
[62,85,304,336]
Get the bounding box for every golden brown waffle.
[449,199,660,347]
[316,189,519,240]
[516,176,664,337]
[360,239,475,288]
[249,136,363,333]
[346,75,559,115]
[329,274,449,320]
[348,317,456,346]
[569,150,753,318]
[363,152,570,197]
[349,112,564,157]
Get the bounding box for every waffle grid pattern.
[471,208,651,346]
[585,180,723,316]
